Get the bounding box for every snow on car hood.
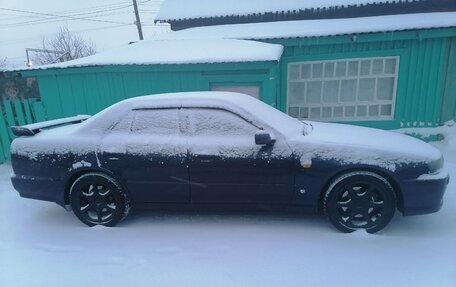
[290,121,442,171]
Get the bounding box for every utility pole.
[133,0,144,40]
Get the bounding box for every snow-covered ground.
[1,128,455,287]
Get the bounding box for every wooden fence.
[0,99,46,163]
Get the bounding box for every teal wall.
[1,27,454,164]
[441,36,456,123]
[20,62,279,120]
[265,28,456,129]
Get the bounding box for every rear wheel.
[69,172,130,227]
[323,171,396,233]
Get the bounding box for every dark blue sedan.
[10,92,449,233]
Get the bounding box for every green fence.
[0,74,46,164]
[0,99,46,163]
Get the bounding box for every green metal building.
[1,0,456,163]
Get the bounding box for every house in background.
[154,0,456,128]
[1,0,456,162]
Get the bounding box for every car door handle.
[194,154,215,163]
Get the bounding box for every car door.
[119,108,189,204]
[184,107,294,204]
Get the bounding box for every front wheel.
[69,172,130,227]
[323,171,396,233]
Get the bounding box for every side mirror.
[255,130,275,146]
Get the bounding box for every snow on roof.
[16,39,283,71]
[156,0,418,21]
[12,12,455,73]
[156,12,456,40]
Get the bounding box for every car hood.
[289,121,442,171]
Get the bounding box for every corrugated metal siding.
[441,37,456,122]
[29,63,278,121]
[397,37,447,127]
[277,33,455,129]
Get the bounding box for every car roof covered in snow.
[10,39,283,72]
[83,91,304,137]
[156,12,456,40]
[156,0,418,21]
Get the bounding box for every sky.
[0,0,169,67]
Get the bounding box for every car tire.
[69,172,130,227]
[323,171,396,234]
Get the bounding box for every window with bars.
[287,57,399,121]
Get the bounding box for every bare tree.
[0,57,7,68]
[32,26,97,65]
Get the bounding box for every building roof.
[155,0,456,31]
[156,0,418,21]
[11,12,456,73]
[12,39,283,71]
[156,12,456,40]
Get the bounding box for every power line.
[0,0,162,22]
[0,24,134,45]
[4,55,25,60]
[138,0,164,3]
[0,2,133,21]
[14,4,134,24]
[0,7,133,27]
[0,7,133,26]
[46,1,132,14]
[1,14,169,29]
[1,0,168,60]
[0,1,165,28]
[0,12,43,18]
[2,7,134,27]
[31,1,133,15]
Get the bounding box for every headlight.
[427,155,444,174]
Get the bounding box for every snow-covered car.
[10,92,449,233]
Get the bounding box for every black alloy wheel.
[324,171,396,233]
[70,172,130,227]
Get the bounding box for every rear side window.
[131,109,180,135]
[111,111,134,133]
[185,108,258,136]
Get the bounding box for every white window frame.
[286,56,400,121]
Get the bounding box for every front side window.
[287,56,399,121]
[185,108,258,137]
[131,108,180,135]
[110,111,134,133]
